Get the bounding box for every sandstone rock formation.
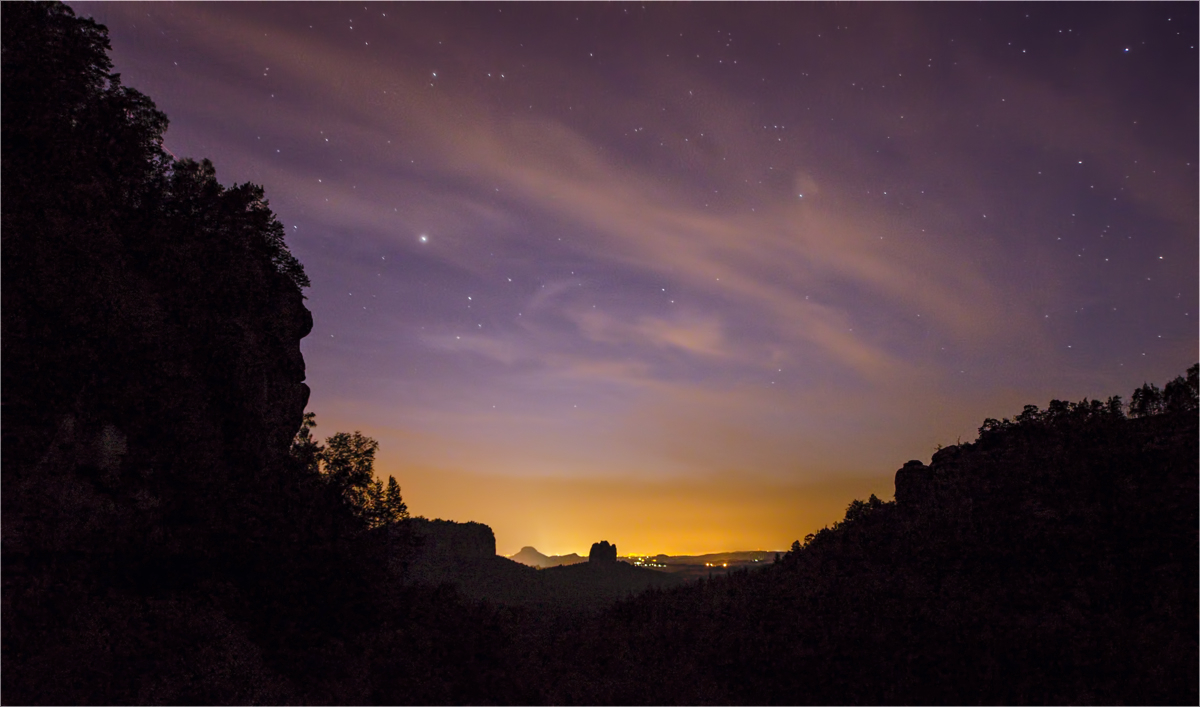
[2,0,314,587]
[894,459,932,507]
[406,518,497,561]
[589,540,618,563]
[2,6,315,700]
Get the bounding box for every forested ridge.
[3,4,1196,704]
[529,370,1198,704]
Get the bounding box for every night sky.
[71,2,1197,556]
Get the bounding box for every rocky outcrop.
[1,1,312,561]
[407,518,497,562]
[1,210,312,558]
[894,459,932,507]
[1,7,316,701]
[589,540,618,563]
[930,444,964,467]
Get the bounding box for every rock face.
[930,444,964,467]
[2,7,317,701]
[894,459,933,507]
[407,518,497,562]
[589,540,618,563]
[394,519,508,599]
[1,206,312,559]
[1,1,312,564]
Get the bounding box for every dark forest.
[3,4,1196,704]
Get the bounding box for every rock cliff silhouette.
[407,518,497,561]
[2,5,323,702]
[2,3,313,568]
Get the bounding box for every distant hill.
[509,546,587,568]
[395,524,682,611]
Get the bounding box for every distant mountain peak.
[509,546,586,568]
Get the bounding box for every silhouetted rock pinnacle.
[589,540,617,563]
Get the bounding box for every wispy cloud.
[145,3,1035,379]
[572,309,731,359]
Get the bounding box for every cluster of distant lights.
[629,557,666,568]
[626,558,766,568]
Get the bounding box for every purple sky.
[72,2,1197,555]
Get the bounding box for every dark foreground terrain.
[4,4,1197,704]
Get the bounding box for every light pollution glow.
[73,2,1197,556]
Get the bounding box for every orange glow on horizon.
[370,456,895,558]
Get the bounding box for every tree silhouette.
[1162,364,1199,414]
[383,475,409,524]
[290,413,407,528]
[363,475,408,528]
[1129,382,1164,417]
[2,1,169,217]
[320,431,377,490]
[290,411,323,473]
